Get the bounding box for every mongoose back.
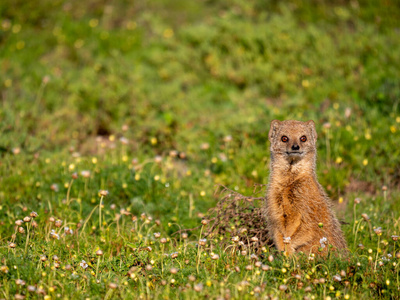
[265,120,347,255]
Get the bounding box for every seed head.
[245,265,253,271]
[154,232,161,238]
[391,235,398,241]
[283,236,291,244]
[49,217,55,222]
[382,185,387,191]
[15,220,23,226]
[96,249,104,256]
[170,267,178,274]
[240,250,247,256]
[23,216,31,222]
[40,255,47,261]
[30,211,38,218]
[18,227,25,234]
[171,252,179,259]
[255,261,262,268]
[235,266,240,272]
[181,232,188,239]
[340,270,346,277]
[188,275,196,281]
[374,227,382,235]
[71,172,78,179]
[160,238,167,244]
[250,254,258,260]
[354,198,361,204]
[9,242,16,248]
[146,264,152,271]
[268,255,274,262]
[54,220,62,227]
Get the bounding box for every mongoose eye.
[281,136,289,142]
[300,136,307,142]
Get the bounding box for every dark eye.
[300,136,307,142]
[281,136,289,142]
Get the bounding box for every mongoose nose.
[291,144,300,151]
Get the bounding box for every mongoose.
[265,120,347,255]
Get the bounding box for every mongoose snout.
[265,119,347,255]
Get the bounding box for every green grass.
[1,0,400,298]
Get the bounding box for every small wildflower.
[96,249,104,256]
[268,255,274,262]
[15,220,23,226]
[50,229,60,240]
[80,170,91,178]
[188,275,196,281]
[361,213,370,221]
[250,254,258,260]
[234,266,240,272]
[27,285,36,292]
[52,255,59,261]
[181,232,188,239]
[145,264,152,271]
[201,219,209,226]
[283,236,291,244]
[109,283,118,289]
[99,190,109,197]
[333,275,342,282]
[250,236,258,242]
[50,184,59,192]
[354,198,361,204]
[320,237,328,248]
[54,219,62,227]
[30,211,38,218]
[71,172,78,179]
[154,232,161,238]
[170,267,178,274]
[9,242,16,248]
[0,265,9,273]
[18,227,25,234]
[374,227,382,235]
[16,279,26,286]
[391,235,399,241]
[198,238,207,246]
[245,265,253,271]
[240,250,247,256]
[80,260,88,269]
[211,254,219,260]
[171,252,179,259]
[160,238,167,244]
[231,236,240,242]
[194,283,203,292]
[40,255,47,261]
[382,185,387,191]
[279,284,287,291]
[255,261,262,268]
[49,216,55,222]
[262,265,270,271]
[318,222,324,228]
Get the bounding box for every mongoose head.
[268,120,317,165]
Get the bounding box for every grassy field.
[1,0,400,298]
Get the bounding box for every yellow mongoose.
[265,120,347,255]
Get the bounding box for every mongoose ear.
[306,120,318,142]
[269,120,281,142]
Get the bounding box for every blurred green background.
[1,0,400,224]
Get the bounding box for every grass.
[1,0,400,298]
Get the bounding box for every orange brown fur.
[265,120,347,255]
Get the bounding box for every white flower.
[333,274,342,282]
[80,260,88,269]
[283,237,291,244]
[319,237,328,248]
[50,229,60,240]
